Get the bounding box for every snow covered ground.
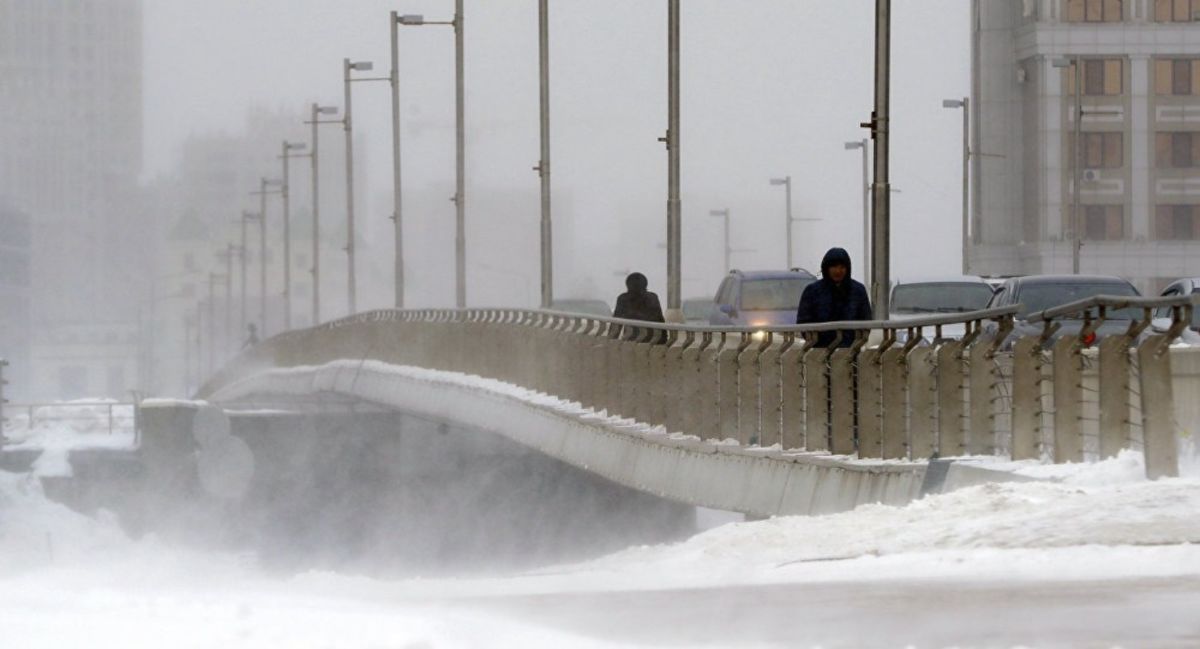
[1,409,1199,647]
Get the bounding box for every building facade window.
[1065,0,1124,22]
[1154,0,1200,21]
[1067,59,1123,95]
[1080,205,1125,240]
[1154,59,1200,95]
[1155,132,1200,168]
[1155,204,1200,239]
[1071,132,1124,168]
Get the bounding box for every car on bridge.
[890,275,995,341]
[708,269,817,328]
[681,297,714,324]
[984,274,1143,348]
[1150,277,1200,344]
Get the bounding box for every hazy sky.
[144,1,971,309]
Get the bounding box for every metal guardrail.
[2,402,137,436]
[200,295,1196,480]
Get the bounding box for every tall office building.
[0,0,145,397]
[972,0,1200,292]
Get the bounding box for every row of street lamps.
[211,0,906,343]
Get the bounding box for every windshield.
[892,282,994,313]
[1017,282,1141,319]
[738,278,814,311]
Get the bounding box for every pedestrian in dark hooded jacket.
[614,272,665,323]
[796,247,872,347]
[613,272,665,341]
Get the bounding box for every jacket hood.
[625,272,648,294]
[820,247,852,281]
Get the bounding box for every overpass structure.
[191,295,1198,517]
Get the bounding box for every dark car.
[986,274,1142,346]
[709,269,817,327]
[890,275,995,341]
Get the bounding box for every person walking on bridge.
[796,247,872,347]
[613,272,665,341]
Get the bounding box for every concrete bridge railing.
[200,294,1197,480]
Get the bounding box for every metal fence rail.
[199,295,1197,480]
[2,402,137,436]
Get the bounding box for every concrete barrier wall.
[210,361,930,517]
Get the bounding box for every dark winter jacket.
[614,272,665,323]
[613,272,665,341]
[795,247,873,348]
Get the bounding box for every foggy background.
[144,0,968,308]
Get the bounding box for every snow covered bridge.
[188,295,1199,517]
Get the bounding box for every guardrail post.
[1138,334,1179,479]
[880,342,908,459]
[1051,335,1084,463]
[737,334,764,445]
[648,329,673,427]
[758,334,787,448]
[966,332,994,455]
[907,345,937,459]
[936,340,966,456]
[857,344,884,458]
[665,331,693,433]
[1010,336,1043,461]
[802,345,829,451]
[1098,335,1131,459]
[695,332,721,440]
[829,338,859,456]
[717,333,742,442]
[779,337,809,451]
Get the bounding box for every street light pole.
[536,0,553,309]
[389,12,405,310]
[862,0,892,319]
[250,179,282,336]
[305,103,340,325]
[239,210,253,336]
[844,140,871,281]
[397,11,466,308]
[770,176,821,270]
[709,209,731,273]
[281,141,308,331]
[665,0,682,316]
[454,0,467,309]
[943,98,970,275]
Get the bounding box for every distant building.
[971,0,1200,293]
[0,0,145,398]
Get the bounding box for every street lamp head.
[708,209,728,217]
[315,105,339,115]
[844,141,865,150]
[398,14,425,25]
[349,61,374,71]
[942,99,966,108]
[285,142,308,151]
[769,178,789,186]
[242,210,260,220]
[262,178,283,187]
